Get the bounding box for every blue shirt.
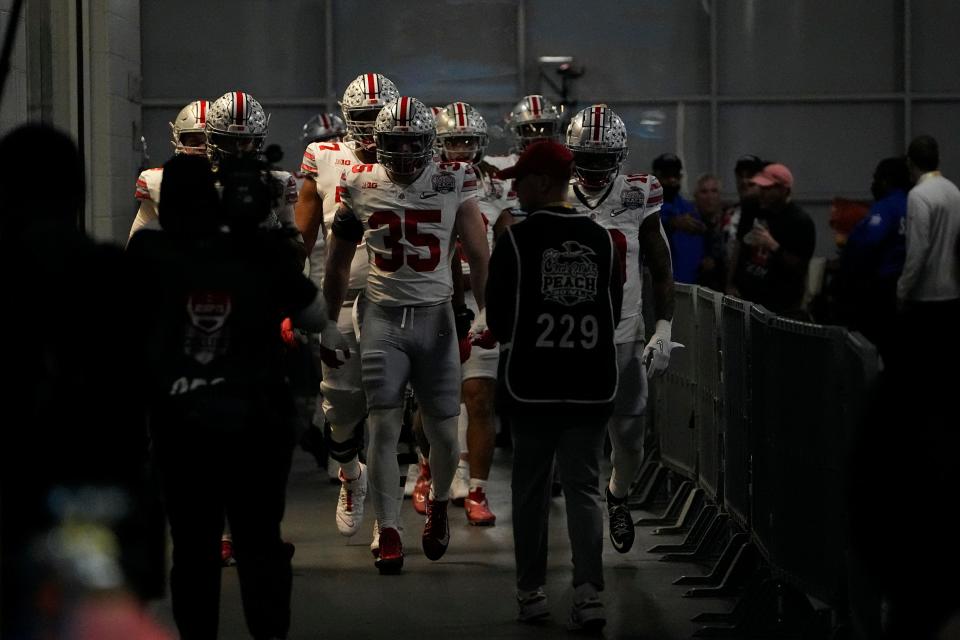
[843,189,907,281]
[659,194,703,283]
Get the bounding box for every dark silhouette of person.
[0,124,161,636]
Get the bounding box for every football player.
[481,95,559,233]
[295,74,400,542]
[434,101,501,525]
[205,91,300,234]
[565,104,677,554]
[324,96,489,574]
[130,100,210,239]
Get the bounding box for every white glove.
[642,319,684,378]
[470,307,497,349]
[318,324,351,367]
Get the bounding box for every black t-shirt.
[127,228,317,427]
[734,202,815,314]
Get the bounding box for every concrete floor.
[151,447,735,639]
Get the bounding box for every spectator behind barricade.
[895,135,960,374]
[127,154,347,640]
[731,163,816,320]
[722,155,766,245]
[0,125,169,638]
[832,158,909,360]
[487,140,622,631]
[723,155,767,292]
[693,173,727,291]
[653,152,703,283]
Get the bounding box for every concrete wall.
[0,0,28,134]
[87,0,143,241]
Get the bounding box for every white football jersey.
[130,166,297,239]
[339,160,479,307]
[300,140,369,289]
[461,161,518,275]
[131,167,164,238]
[568,172,664,342]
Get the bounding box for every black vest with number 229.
[501,209,619,411]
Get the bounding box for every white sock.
[469,478,487,493]
[340,456,360,481]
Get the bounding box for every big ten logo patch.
[432,171,456,194]
[185,291,232,364]
[335,158,351,166]
[541,241,599,306]
[362,181,378,189]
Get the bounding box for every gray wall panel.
[526,0,710,99]
[332,1,519,104]
[912,103,960,175]
[911,0,960,92]
[718,0,900,95]
[141,0,326,99]
[718,103,902,200]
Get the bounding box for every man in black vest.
[486,141,622,632]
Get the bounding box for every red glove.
[280,317,296,347]
[458,335,473,363]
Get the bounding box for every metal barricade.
[720,296,752,531]
[655,283,698,480]
[695,287,724,503]
[750,314,849,606]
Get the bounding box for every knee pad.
[325,421,364,463]
[320,382,367,428]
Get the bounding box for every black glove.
[453,304,475,340]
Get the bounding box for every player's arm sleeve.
[456,197,489,310]
[486,229,518,343]
[295,176,325,253]
[897,191,932,300]
[639,212,675,322]
[460,164,479,204]
[643,176,665,220]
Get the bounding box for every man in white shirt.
[896,135,960,372]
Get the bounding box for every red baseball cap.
[497,140,574,182]
[750,163,794,190]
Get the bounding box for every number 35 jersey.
[337,161,478,307]
[568,173,663,342]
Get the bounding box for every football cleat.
[335,463,368,536]
[422,499,451,561]
[464,487,496,526]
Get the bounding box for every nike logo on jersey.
[420,192,439,199]
[610,208,628,217]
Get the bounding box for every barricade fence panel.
[751,316,850,605]
[655,285,698,480]
[695,287,724,502]
[645,285,879,610]
[720,297,752,530]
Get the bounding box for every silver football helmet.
[508,94,561,150]
[301,112,346,144]
[205,91,270,161]
[170,100,210,156]
[340,73,400,150]
[374,96,436,178]
[435,102,488,163]
[566,104,628,189]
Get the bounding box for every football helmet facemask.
[205,91,269,162]
[508,94,561,151]
[566,104,628,189]
[436,102,488,163]
[170,100,210,156]
[340,73,400,150]
[374,96,436,179]
[302,113,346,145]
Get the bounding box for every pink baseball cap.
[750,163,794,190]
